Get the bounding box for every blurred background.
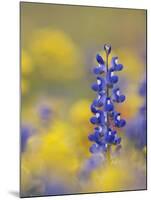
[21,2,147,197]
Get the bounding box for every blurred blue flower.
[126,77,146,149]
[43,180,71,195]
[39,105,52,121]
[126,113,146,149]
[139,77,146,97]
[79,154,104,181]
[21,124,35,152]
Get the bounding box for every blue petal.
[104,97,114,112]
[111,57,123,71]
[96,77,106,91]
[88,134,95,141]
[114,113,126,128]
[104,128,116,144]
[107,68,118,84]
[115,64,123,71]
[94,126,103,133]
[96,54,104,65]
[93,65,106,74]
[119,95,126,103]
[90,104,98,113]
[111,76,118,83]
[91,83,99,91]
[93,67,101,74]
[90,116,98,124]
[93,92,106,107]
[93,98,103,107]
[119,119,126,127]
[97,110,105,125]
[111,57,118,66]
[114,137,121,144]
[105,134,115,143]
[112,88,126,103]
[112,130,117,135]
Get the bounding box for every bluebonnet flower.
[90,110,105,125]
[107,68,118,84]
[91,77,106,92]
[104,128,121,145]
[89,44,126,161]
[104,97,114,112]
[111,57,123,71]
[92,90,106,108]
[96,53,105,65]
[93,54,106,74]
[113,112,126,128]
[126,77,146,149]
[112,88,126,103]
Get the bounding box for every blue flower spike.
[89,44,126,163]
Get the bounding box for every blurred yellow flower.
[69,99,91,124]
[94,164,131,191]
[22,49,33,76]
[116,48,144,85]
[116,93,143,119]
[29,29,83,81]
[89,146,146,192]
[21,120,81,191]
[21,49,33,95]
[21,79,29,95]
[68,99,93,157]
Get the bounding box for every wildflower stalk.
[106,50,111,163]
[88,44,126,163]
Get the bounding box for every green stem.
[106,53,109,128]
[106,52,111,164]
[107,145,111,163]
